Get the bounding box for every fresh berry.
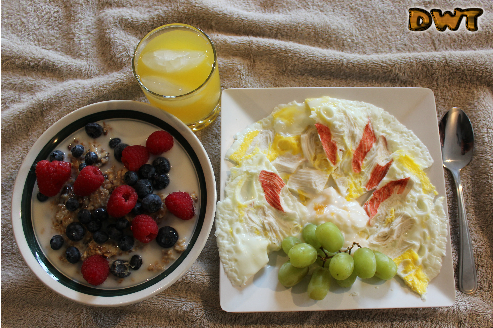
[146,130,174,155]
[114,143,128,162]
[165,192,195,220]
[73,166,105,196]
[77,209,92,224]
[79,163,87,171]
[71,144,84,158]
[138,164,155,179]
[86,220,102,233]
[66,222,86,241]
[115,217,130,231]
[107,224,123,241]
[84,151,98,165]
[129,255,143,270]
[37,192,49,202]
[109,138,121,149]
[35,160,72,197]
[85,123,104,139]
[93,230,109,244]
[156,226,179,248]
[152,174,170,190]
[50,235,64,250]
[65,198,79,211]
[106,185,138,218]
[152,157,171,174]
[81,255,109,285]
[110,260,131,278]
[131,214,158,243]
[118,235,134,251]
[132,202,143,215]
[134,179,153,198]
[142,193,163,213]
[121,145,149,172]
[124,171,139,186]
[49,150,65,162]
[92,207,109,221]
[66,246,81,263]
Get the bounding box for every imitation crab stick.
[259,170,285,212]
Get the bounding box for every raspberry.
[73,166,105,196]
[121,145,149,171]
[35,160,71,197]
[164,191,195,220]
[146,130,174,155]
[131,214,158,243]
[81,255,109,286]
[106,185,138,218]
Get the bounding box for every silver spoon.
[439,107,477,294]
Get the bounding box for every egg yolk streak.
[393,249,429,295]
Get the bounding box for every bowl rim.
[11,100,216,306]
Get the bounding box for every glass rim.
[132,23,218,100]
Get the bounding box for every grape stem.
[317,242,362,267]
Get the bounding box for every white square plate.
[219,87,455,312]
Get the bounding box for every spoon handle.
[451,169,477,294]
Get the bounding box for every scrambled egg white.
[216,96,448,298]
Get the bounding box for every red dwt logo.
[409,8,483,31]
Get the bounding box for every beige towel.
[2,0,492,326]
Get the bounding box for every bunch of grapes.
[278,222,397,301]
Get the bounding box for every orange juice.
[133,24,221,130]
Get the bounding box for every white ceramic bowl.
[11,100,216,306]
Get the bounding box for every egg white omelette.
[216,96,448,298]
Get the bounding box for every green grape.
[328,252,354,280]
[278,261,309,287]
[353,247,376,279]
[315,249,335,267]
[315,222,344,253]
[373,250,398,280]
[307,267,332,300]
[282,236,302,255]
[288,243,317,268]
[302,223,322,249]
[335,269,358,288]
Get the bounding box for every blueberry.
[152,157,171,174]
[77,209,92,224]
[71,144,84,158]
[152,174,170,190]
[86,220,102,233]
[65,246,81,263]
[156,226,178,248]
[114,143,128,162]
[79,163,87,171]
[138,164,156,179]
[93,230,109,244]
[115,217,130,231]
[37,192,49,202]
[118,235,134,251]
[60,185,72,195]
[124,171,139,186]
[85,151,98,165]
[65,198,79,211]
[109,138,121,149]
[129,255,143,270]
[134,179,153,198]
[110,260,131,278]
[65,222,86,241]
[92,207,108,221]
[142,193,162,213]
[49,150,65,162]
[85,122,104,138]
[50,235,64,250]
[107,224,123,241]
[131,202,144,215]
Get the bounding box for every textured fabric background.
[2,0,492,327]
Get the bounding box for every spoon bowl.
[439,107,477,294]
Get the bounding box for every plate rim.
[11,100,216,306]
[218,87,455,312]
